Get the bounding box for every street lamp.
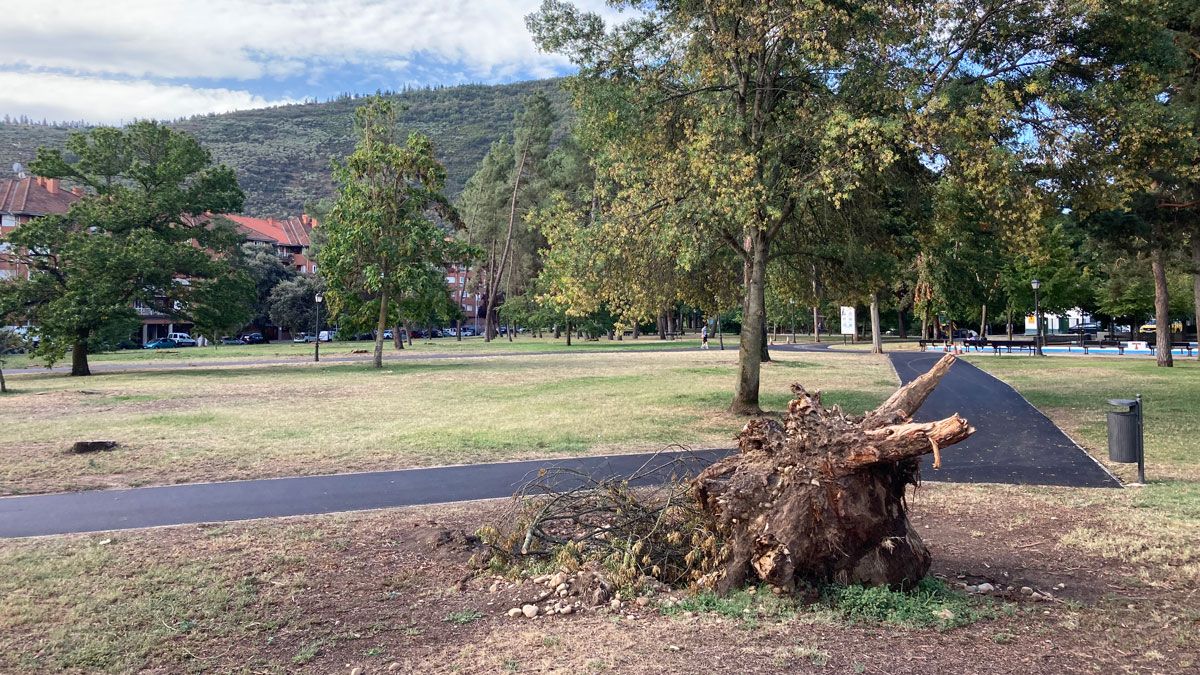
[789,299,796,344]
[1030,279,1043,356]
[314,292,324,362]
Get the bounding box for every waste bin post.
[1136,393,1145,485]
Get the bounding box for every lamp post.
[314,292,323,362]
[789,299,796,344]
[1031,278,1043,356]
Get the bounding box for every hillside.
[0,79,570,217]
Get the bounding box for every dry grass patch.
[1,483,1198,673]
[1,349,895,494]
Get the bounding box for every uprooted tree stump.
[695,353,972,593]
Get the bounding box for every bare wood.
[863,353,956,429]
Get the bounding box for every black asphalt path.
[886,351,1118,487]
[0,450,730,538]
[0,342,1117,538]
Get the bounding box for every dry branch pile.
[481,354,971,595]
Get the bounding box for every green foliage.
[267,276,324,336]
[821,577,990,630]
[0,121,246,374]
[239,242,299,328]
[319,96,473,364]
[443,610,484,625]
[0,81,571,217]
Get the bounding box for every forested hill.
[0,79,570,217]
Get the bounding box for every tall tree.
[530,0,1074,412]
[319,97,470,368]
[0,122,246,375]
[459,93,557,341]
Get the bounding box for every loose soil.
[2,483,1194,674]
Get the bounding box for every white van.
[167,332,198,347]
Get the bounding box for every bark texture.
[694,354,972,593]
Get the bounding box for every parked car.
[292,333,316,343]
[318,330,333,342]
[444,327,458,337]
[241,332,268,344]
[219,336,247,345]
[382,329,393,340]
[1138,319,1183,334]
[144,338,179,349]
[166,332,197,347]
[1069,321,1102,335]
[460,326,477,337]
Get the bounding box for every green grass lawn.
[1,333,757,370]
[965,355,1200,581]
[0,348,895,495]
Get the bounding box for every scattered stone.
[557,589,569,598]
[521,604,539,618]
[666,645,681,652]
[635,596,649,607]
[548,572,568,588]
[388,663,401,672]
[350,668,363,675]
[507,608,523,618]
[489,581,501,593]
[936,608,956,621]
[609,598,623,611]
[70,440,119,454]
[976,582,995,593]
[533,575,551,585]
[1020,586,1033,596]
[1054,583,1066,590]
[560,605,574,615]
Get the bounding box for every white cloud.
[0,72,295,124]
[0,0,621,82]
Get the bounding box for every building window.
[0,215,15,227]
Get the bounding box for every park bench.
[989,339,1036,354]
[961,338,989,352]
[1147,341,1196,357]
[917,339,948,351]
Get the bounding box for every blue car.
[144,338,179,349]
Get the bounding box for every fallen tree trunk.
[694,353,972,593]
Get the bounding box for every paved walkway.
[0,450,728,538]
[0,343,1117,539]
[887,351,1118,487]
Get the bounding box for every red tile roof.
[223,214,316,248]
[0,177,81,216]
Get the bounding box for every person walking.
[701,325,709,349]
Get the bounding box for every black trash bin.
[1107,399,1140,463]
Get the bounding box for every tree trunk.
[373,287,389,369]
[456,319,463,342]
[1151,244,1173,367]
[70,331,91,376]
[731,231,767,414]
[483,143,530,346]
[633,322,640,339]
[870,292,883,354]
[696,354,972,593]
[394,324,403,350]
[979,304,987,339]
[566,320,572,347]
[897,307,907,339]
[0,364,6,393]
[405,321,413,347]
[1193,236,1199,358]
[812,306,820,342]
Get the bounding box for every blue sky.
[0,0,620,124]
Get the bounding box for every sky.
[0,0,620,125]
